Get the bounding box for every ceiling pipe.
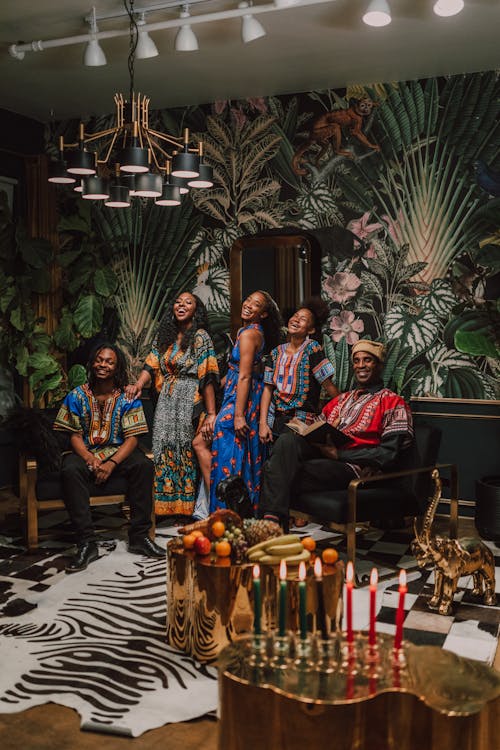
[8,0,338,59]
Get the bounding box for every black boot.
[65,541,99,573]
[128,536,165,558]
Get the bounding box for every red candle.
[345,561,354,644]
[368,567,378,647]
[394,569,407,651]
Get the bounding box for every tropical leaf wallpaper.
[47,71,500,401]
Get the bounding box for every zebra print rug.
[0,540,218,737]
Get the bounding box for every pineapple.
[242,519,282,547]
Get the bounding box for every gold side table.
[218,633,500,750]
[166,540,344,662]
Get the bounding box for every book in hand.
[285,416,351,447]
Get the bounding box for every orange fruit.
[211,520,226,538]
[215,540,232,558]
[301,536,316,552]
[321,547,339,565]
[183,533,197,550]
[191,530,204,539]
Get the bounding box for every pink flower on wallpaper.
[231,108,247,128]
[323,272,361,303]
[364,245,377,259]
[247,97,268,113]
[347,212,383,245]
[382,210,405,245]
[330,311,365,344]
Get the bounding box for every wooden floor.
[0,488,498,749]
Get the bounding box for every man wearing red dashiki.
[259,340,413,526]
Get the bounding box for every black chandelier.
[48,0,213,208]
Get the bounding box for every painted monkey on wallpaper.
[292,97,380,175]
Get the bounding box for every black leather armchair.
[290,423,458,578]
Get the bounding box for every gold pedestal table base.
[166,541,344,662]
[218,633,500,750]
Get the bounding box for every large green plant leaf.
[73,294,104,338]
[384,306,439,356]
[68,364,87,389]
[54,308,79,351]
[94,267,118,296]
[455,330,499,358]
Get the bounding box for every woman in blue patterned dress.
[125,292,219,518]
[209,291,283,513]
[259,297,338,443]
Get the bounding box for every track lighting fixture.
[433,0,464,17]
[135,13,159,59]
[239,2,267,43]
[174,6,199,52]
[362,0,392,27]
[83,7,107,67]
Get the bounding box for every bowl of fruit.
[176,510,314,567]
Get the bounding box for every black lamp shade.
[81,176,109,200]
[119,146,150,173]
[187,163,214,188]
[170,175,190,194]
[133,173,162,197]
[105,185,131,208]
[48,160,76,184]
[171,151,199,178]
[155,182,181,206]
[66,149,96,175]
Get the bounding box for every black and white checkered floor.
[1,505,499,666]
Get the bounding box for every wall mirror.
[229,232,322,337]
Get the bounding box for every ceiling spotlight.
[135,13,159,59]
[362,0,391,27]
[239,2,267,43]
[433,0,464,17]
[83,7,107,66]
[175,7,199,52]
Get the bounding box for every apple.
[193,535,211,556]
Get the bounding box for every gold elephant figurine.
[411,470,497,616]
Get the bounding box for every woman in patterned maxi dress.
[125,292,219,517]
[210,291,283,513]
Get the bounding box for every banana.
[247,548,267,561]
[258,549,311,565]
[247,534,301,557]
[265,541,304,557]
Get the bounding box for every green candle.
[298,561,307,640]
[253,564,262,636]
[279,559,287,637]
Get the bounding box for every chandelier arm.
[83,127,122,144]
[144,133,175,169]
[144,136,165,172]
[146,128,184,149]
[96,132,121,165]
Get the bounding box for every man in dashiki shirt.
[54,342,164,573]
[259,340,414,526]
